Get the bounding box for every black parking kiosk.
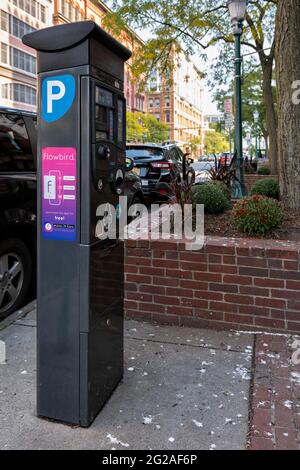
[23,21,131,427]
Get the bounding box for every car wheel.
[0,239,32,320]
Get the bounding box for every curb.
[0,300,37,331]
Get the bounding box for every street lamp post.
[253,110,259,160]
[228,0,247,197]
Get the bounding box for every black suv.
[0,107,143,320]
[126,143,195,202]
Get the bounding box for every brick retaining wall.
[124,237,300,333]
[245,174,279,193]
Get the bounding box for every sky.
[194,47,220,115]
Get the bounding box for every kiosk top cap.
[23,20,132,61]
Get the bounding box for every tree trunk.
[261,128,269,157]
[260,56,278,174]
[275,0,300,211]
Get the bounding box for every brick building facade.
[146,53,205,155]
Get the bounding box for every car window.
[126,147,164,158]
[0,112,35,172]
[176,148,184,161]
[168,148,181,162]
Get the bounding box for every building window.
[1,83,36,105]
[165,96,170,108]
[12,0,44,22]
[165,112,170,123]
[149,83,157,92]
[11,47,36,74]
[61,0,67,17]
[148,98,153,108]
[67,2,72,20]
[155,114,160,121]
[1,43,8,64]
[25,0,31,14]
[155,98,160,108]
[40,4,46,23]
[31,0,36,18]
[0,10,9,32]
[11,83,36,105]
[12,16,36,39]
[1,83,9,99]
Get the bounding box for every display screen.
[95,86,115,142]
[95,105,107,126]
[96,87,113,107]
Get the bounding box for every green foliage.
[250,179,280,200]
[233,195,284,236]
[188,137,202,157]
[211,181,231,201]
[213,67,276,149]
[170,176,193,213]
[126,111,168,143]
[208,155,238,191]
[258,166,271,175]
[143,113,169,142]
[192,183,230,215]
[104,1,277,175]
[104,2,276,84]
[126,112,145,142]
[204,130,229,154]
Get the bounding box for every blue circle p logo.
[42,74,76,123]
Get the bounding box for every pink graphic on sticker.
[42,147,76,241]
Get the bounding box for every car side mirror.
[187,157,194,165]
[125,157,134,172]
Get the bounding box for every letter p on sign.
[42,74,75,123]
[47,80,66,113]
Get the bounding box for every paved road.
[0,306,254,450]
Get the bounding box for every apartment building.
[87,0,146,114]
[0,0,52,111]
[146,53,205,155]
[0,0,146,113]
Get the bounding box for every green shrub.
[211,181,231,201]
[192,183,230,215]
[250,178,279,199]
[258,166,271,175]
[232,195,284,235]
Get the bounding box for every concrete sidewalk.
[0,306,254,450]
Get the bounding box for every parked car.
[126,143,195,202]
[0,107,143,320]
[219,152,234,167]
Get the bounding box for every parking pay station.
[23,21,131,426]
